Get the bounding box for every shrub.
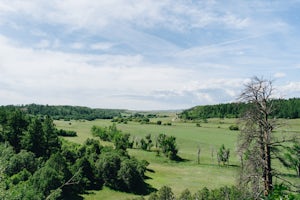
[229,124,239,131]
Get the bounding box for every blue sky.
[0,0,300,110]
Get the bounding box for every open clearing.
[55,117,300,199]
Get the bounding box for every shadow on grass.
[146,168,155,173]
[195,163,240,168]
[64,193,84,200]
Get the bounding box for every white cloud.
[35,39,50,49]
[90,42,115,50]
[274,72,286,78]
[70,42,85,50]
[0,34,194,109]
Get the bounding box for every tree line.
[0,109,150,199]
[1,104,124,120]
[180,98,300,120]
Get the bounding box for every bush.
[229,124,239,131]
[57,129,77,137]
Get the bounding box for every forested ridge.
[1,104,124,120]
[180,98,300,120]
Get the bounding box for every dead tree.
[238,76,275,197]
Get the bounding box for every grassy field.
[55,117,300,199]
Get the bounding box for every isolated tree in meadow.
[217,144,230,166]
[157,134,178,160]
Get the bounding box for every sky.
[0,0,300,110]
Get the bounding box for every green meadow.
[55,117,300,199]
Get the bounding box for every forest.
[1,104,124,121]
[180,98,300,120]
[0,108,149,199]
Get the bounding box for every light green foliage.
[217,144,230,165]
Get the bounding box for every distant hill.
[0,104,125,120]
[179,98,300,120]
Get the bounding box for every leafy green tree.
[156,186,175,200]
[21,118,46,157]
[157,134,178,160]
[30,153,70,199]
[4,150,37,176]
[43,116,60,157]
[140,138,148,150]
[4,181,43,200]
[113,133,132,151]
[96,152,121,189]
[145,134,153,151]
[4,110,28,152]
[217,144,230,166]
[178,189,192,200]
[118,158,145,192]
[193,187,210,200]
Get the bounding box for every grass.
[55,117,300,199]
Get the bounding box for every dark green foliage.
[180,98,300,120]
[1,104,123,120]
[139,134,153,151]
[118,158,146,192]
[22,118,46,157]
[229,124,239,131]
[266,184,300,200]
[0,109,149,199]
[57,129,77,137]
[4,150,38,176]
[10,169,31,185]
[157,134,178,160]
[113,133,132,151]
[3,110,28,152]
[140,138,148,150]
[92,123,133,151]
[96,152,122,189]
[43,116,60,157]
